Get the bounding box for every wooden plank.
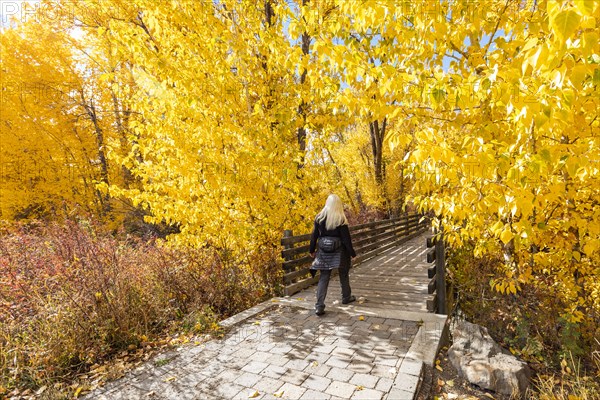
[281,243,311,259]
[282,255,312,271]
[351,222,404,241]
[353,222,413,246]
[350,281,429,291]
[426,249,436,263]
[284,275,319,296]
[427,295,437,313]
[428,277,436,294]
[284,267,310,283]
[280,232,312,246]
[353,238,404,264]
[426,236,435,248]
[354,230,404,254]
[349,217,404,232]
[428,265,436,279]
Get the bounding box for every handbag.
[318,236,341,253]
[312,236,342,270]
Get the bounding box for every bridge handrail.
[281,213,428,296]
[425,231,448,314]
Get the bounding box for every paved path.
[86,233,447,400]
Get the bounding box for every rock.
[448,320,530,397]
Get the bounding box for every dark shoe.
[342,295,356,305]
[315,306,325,316]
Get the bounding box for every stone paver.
[325,380,357,398]
[84,233,447,400]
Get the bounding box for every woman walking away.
[309,194,356,316]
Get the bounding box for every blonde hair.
[316,194,348,230]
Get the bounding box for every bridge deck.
[292,232,432,313]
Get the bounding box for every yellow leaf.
[274,390,285,398]
[491,220,503,235]
[248,390,260,398]
[74,386,84,398]
[500,228,513,245]
[164,376,176,382]
[358,315,365,321]
[356,385,364,391]
[574,0,594,16]
[551,9,582,41]
[435,365,443,372]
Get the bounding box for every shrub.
[0,219,280,394]
[447,242,599,379]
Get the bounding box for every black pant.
[315,263,352,309]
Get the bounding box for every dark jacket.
[309,218,356,269]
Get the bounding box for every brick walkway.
[86,233,447,400]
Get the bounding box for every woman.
[309,194,356,316]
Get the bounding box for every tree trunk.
[110,88,135,188]
[297,0,310,161]
[368,117,386,185]
[82,93,111,215]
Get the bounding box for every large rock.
[448,320,531,397]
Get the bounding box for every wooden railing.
[425,232,448,314]
[281,213,428,296]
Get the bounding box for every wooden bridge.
[281,214,448,314]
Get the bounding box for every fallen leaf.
[296,297,304,301]
[253,321,261,325]
[435,365,443,372]
[446,379,454,387]
[164,376,176,382]
[311,361,319,367]
[483,394,495,399]
[358,315,365,321]
[35,386,47,395]
[274,390,284,397]
[146,391,156,397]
[248,390,260,398]
[437,378,445,386]
[74,386,84,398]
[356,385,364,391]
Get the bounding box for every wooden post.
[282,229,293,296]
[283,230,293,251]
[435,231,447,315]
